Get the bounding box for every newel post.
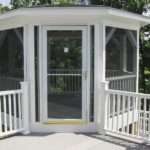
[20,82,30,134]
[99,81,109,134]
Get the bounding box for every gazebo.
[0,5,150,142]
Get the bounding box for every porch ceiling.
[0,133,149,150]
[0,5,149,27]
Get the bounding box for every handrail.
[0,76,22,81]
[0,89,22,96]
[106,75,136,81]
[106,89,150,99]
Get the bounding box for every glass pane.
[47,30,82,119]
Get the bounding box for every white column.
[94,23,106,124]
[21,82,30,134]
[98,81,109,134]
[24,24,35,123]
[136,29,140,92]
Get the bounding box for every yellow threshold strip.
[42,120,87,125]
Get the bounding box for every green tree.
[140,25,150,93]
[10,0,80,8]
[91,0,149,14]
[53,0,80,4]
[0,3,10,13]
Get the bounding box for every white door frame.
[40,25,89,122]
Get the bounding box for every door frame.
[40,25,89,123]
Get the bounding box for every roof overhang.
[0,6,149,27]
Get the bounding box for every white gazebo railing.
[104,85,150,141]
[0,82,29,138]
[106,75,136,92]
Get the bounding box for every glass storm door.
[42,26,87,122]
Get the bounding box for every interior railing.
[48,69,81,95]
[0,76,22,91]
[106,70,136,92]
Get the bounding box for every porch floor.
[0,133,150,150]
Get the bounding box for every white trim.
[40,25,89,122]
[136,29,140,93]
[25,24,35,123]
[94,23,105,123]
[106,75,136,81]
[86,25,91,122]
[103,21,140,31]
[30,122,99,133]
[23,25,27,81]
[39,26,43,121]
[0,7,149,26]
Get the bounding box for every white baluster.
[0,97,2,133]
[8,94,12,131]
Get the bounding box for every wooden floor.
[0,133,150,150]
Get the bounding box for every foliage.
[53,0,80,4]
[91,0,149,14]
[139,25,150,93]
[0,3,10,13]
[49,77,65,94]
[10,0,80,8]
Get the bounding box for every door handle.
[83,71,87,80]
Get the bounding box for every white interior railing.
[48,69,81,94]
[106,70,122,78]
[105,89,150,141]
[0,82,29,138]
[106,75,136,92]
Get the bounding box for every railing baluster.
[8,94,12,131]
[107,93,110,130]
[132,96,135,135]
[112,94,115,131]
[143,98,146,137]
[117,94,120,132]
[148,109,150,140]
[13,94,17,130]
[18,93,22,129]
[0,97,2,133]
[122,95,125,133]
[3,95,7,132]
[127,96,130,134]
[137,98,141,137]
